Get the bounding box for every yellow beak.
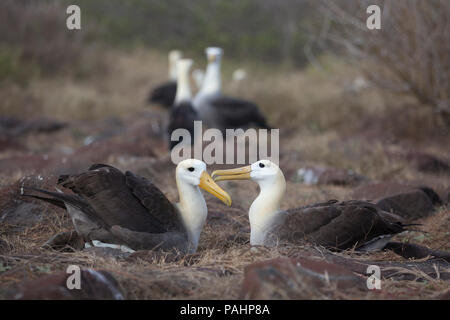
[199,171,232,206]
[207,54,217,63]
[211,165,252,182]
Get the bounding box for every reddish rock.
[240,257,364,299]
[0,137,26,152]
[61,129,163,173]
[10,272,72,300]
[352,182,437,220]
[0,175,65,233]
[353,182,416,200]
[440,289,450,300]
[8,269,123,300]
[418,186,444,206]
[444,187,450,205]
[296,166,366,186]
[0,116,22,132]
[0,154,62,175]
[376,190,434,220]
[0,116,66,136]
[73,139,156,164]
[17,117,67,135]
[0,202,43,231]
[405,151,450,174]
[386,148,450,174]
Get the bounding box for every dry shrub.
[0,0,84,77]
[317,0,450,123]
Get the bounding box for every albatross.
[167,59,200,150]
[21,159,231,254]
[192,69,205,90]
[148,50,182,108]
[212,160,410,250]
[193,47,270,133]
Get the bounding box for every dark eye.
[188,167,195,172]
[259,163,265,168]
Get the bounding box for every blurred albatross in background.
[167,58,200,150]
[193,47,270,133]
[148,50,182,108]
[192,68,205,90]
[21,160,231,254]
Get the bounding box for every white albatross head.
[174,59,193,105]
[192,69,205,90]
[175,159,231,252]
[211,160,286,245]
[212,160,285,190]
[176,159,231,206]
[168,50,182,80]
[206,47,223,63]
[195,47,223,100]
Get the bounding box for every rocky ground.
[0,50,449,300]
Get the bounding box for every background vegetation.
[0,0,449,301]
[1,0,448,126]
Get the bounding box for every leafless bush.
[317,0,450,122]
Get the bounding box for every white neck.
[169,59,177,81]
[197,60,221,98]
[174,66,192,105]
[176,178,208,252]
[249,171,286,245]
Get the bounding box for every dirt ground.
[0,49,449,299]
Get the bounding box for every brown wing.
[210,96,271,130]
[280,200,341,236]
[58,164,172,233]
[167,101,199,150]
[148,81,177,107]
[278,200,405,250]
[125,170,182,232]
[110,226,189,253]
[20,187,111,242]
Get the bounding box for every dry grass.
[1,207,449,299]
[0,48,166,121]
[0,48,449,299]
